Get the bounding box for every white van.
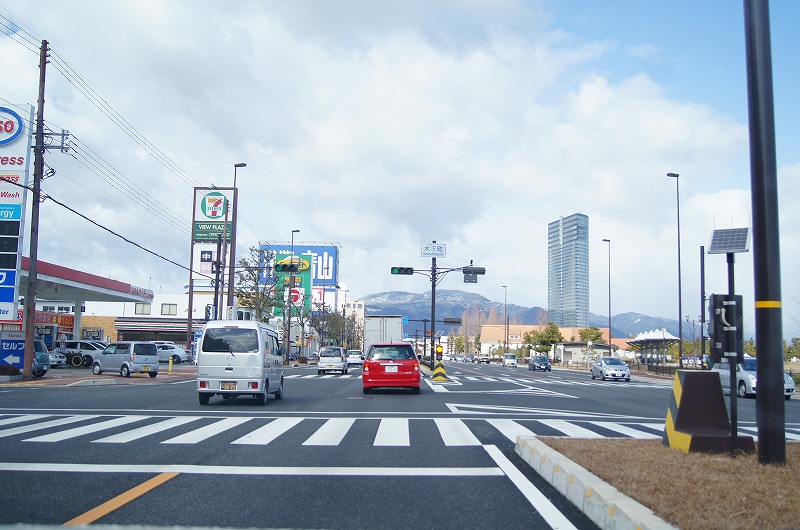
[196,320,284,405]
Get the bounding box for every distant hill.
[360,290,684,340]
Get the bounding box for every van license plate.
[385,365,398,373]
[142,366,150,371]
[222,382,236,390]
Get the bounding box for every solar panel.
[708,227,750,254]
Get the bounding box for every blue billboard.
[258,243,339,287]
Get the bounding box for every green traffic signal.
[391,266,414,275]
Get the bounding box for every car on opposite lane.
[590,356,631,382]
[502,353,518,367]
[529,355,552,371]
[362,342,421,394]
[318,346,348,374]
[478,354,491,364]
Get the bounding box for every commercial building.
[547,213,589,327]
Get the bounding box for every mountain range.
[361,290,691,341]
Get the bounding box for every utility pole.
[23,40,48,381]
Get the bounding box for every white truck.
[363,315,404,353]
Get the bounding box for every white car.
[346,350,364,366]
[502,354,518,367]
[318,346,348,374]
[48,350,67,367]
[590,356,631,382]
[157,344,190,364]
[711,357,795,400]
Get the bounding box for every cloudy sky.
[1,0,799,337]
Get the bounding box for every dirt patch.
[540,438,800,530]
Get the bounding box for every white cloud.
[3,1,796,337]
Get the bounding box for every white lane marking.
[374,418,410,446]
[434,418,481,446]
[303,418,356,446]
[0,414,52,426]
[24,416,149,442]
[537,419,603,439]
[483,445,578,530]
[1,415,94,438]
[94,416,204,443]
[0,461,504,477]
[162,417,252,444]
[591,421,661,439]
[424,379,449,393]
[486,419,537,442]
[232,417,304,445]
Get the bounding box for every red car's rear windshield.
[368,346,415,360]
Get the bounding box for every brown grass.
[540,438,800,530]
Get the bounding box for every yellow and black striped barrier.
[663,370,753,453]
[432,361,447,381]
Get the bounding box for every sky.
[1,0,799,338]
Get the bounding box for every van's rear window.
[203,328,259,353]
[134,343,157,356]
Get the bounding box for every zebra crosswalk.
[0,412,657,447]
[3,413,795,448]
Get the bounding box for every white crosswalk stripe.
[6,413,792,446]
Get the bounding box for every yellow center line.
[62,472,179,526]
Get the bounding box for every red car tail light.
[248,381,259,389]
[199,381,208,388]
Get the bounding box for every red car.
[362,343,421,394]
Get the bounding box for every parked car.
[529,355,552,372]
[711,357,795,400]
[502,353,518,367]
[32,339,50,378]
[62,340,107,367]
[48,349,67,367]
[590,356,631,381]
[91,341,159,378]
[346,350,365,366]
[157,344,190,364]
[362,343,421,394]
[464,354,476,363]
[318,346,348,374]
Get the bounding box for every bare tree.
[234,246,279,322]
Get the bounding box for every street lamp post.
[667,172,684,368]
[226,163,246,309]
[502,285,507,354]
[602,239,612,350]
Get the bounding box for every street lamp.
[501,285,507,354]
[226,163,246,309]
[602,239,612,351]
[667,172,684,367]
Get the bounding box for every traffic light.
[462,266,486,283]
[391,267,414,275]
[275,263,298,273]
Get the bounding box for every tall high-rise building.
[547,213,589,327]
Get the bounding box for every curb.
[515,436,677,530]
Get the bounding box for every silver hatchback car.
[92,341,159,378]
[711,357,795,400]
[318,346,348,374]
[590,356,631,382]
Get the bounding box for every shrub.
[0,365,21,376]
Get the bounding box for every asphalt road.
[1,361,798,529]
